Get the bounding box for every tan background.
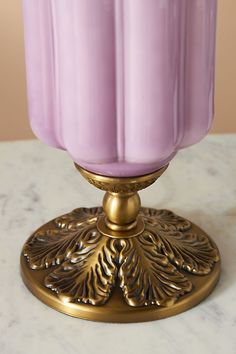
[0,0,235,141]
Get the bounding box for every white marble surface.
[0,135,236,354]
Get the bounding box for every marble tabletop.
[0,135,236,354]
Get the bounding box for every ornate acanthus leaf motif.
[23,228,82,270]
[151,228,220,275]
[24,207,103,270]
[55,207,103,231]
[45,227,118,306]
[141,208,191,232]
[23,207,220,308]
[118,232,192,307]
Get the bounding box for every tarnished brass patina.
[21,165,220,322]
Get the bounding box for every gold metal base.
[21,166,221,323]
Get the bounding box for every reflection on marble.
[0,135,236,354]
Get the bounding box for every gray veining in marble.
[0,135,236,354]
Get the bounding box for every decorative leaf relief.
[118,232,192,307]
[23,228,82,270]
[23,208,103,270]
[141,208,191,232]
[151,228,220,275]
[55,207,103,230]
[45,228,118,306]
[23,207,220,308]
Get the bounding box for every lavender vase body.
[23,0,217,177]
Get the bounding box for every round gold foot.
[21,207,220,323]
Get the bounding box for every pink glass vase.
[21,0,221,323]
[23,0,217,177]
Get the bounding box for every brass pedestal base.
[21,166,220,323]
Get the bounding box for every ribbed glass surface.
[23,0,217,176]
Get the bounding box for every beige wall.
[0,1,33,141]
[0,1,235,141]
[215,0,236,133]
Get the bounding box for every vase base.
[21,256,220,323]
[21,207,220,323]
